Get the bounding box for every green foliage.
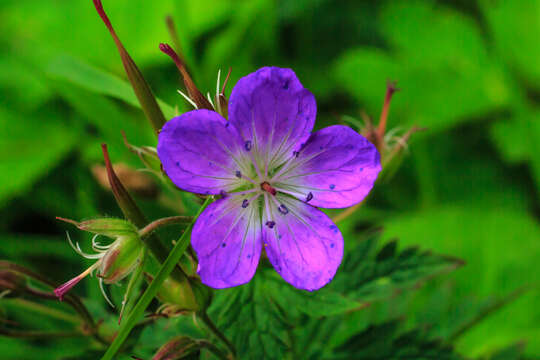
[0,107,76,207]
[0,0,538,358]
[209,237,465,359]
[332,320,464,360]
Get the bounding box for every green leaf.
[490,107,540,195]
[0,107,76,208]
[332,235,464,303]
[382,206,540,355]
[210,275,290,360]
[333,1,510,133]
[332,320,465,360]
[481,342,526,360]
[480,0,540,87]
[46,54,175,119]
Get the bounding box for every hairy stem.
[138,215,193,238]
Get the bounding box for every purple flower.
[158,67,381,291]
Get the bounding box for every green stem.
[197,339,229,360]
[138,215,193,238]
[102,144,191,283]
[198,311,236,358]
[100,197,213,360]
[0,261,100,340]
[2,298,79,325]
[0,329,83,339]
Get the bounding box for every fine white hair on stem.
[177,89,198,109]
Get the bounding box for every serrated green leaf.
[210,275,290,360]
[332,320,465,360]
[332,235,464,303]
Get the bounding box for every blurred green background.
[0,0,538,358]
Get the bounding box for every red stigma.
[261,182,277,196]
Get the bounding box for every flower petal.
[158,109,247,194]
[192,195,263,288]
[274,125,381,208]
[262,194,343,291]
[228,67,316,173]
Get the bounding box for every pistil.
[260,182,277,196]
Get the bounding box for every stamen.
[242,199,249,208]
[244,140,252,151]
[272,186,306,200]
[269,153,298,182]
[235,170,242,178]
[265,221,276,229]
[278,204,289,215]
[232,189,258,197]
[306,192,313,202]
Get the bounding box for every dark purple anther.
[242,199,249,208]
[220,190,228,198]
[278,204,289,215]
[235,170,242,178]
[265,221,276,229]
[306,192,313,202]
[244,140,252,151]
[329,184,335,190]
[293,151,299,158]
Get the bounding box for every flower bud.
[159,43,213,111]
[152,336,199,360]
[54,217,144,304]
[56,217,138,238]
[122,131,163,175]
[93,0,166,134]
[146,274,198,315]
[99,235,144,284]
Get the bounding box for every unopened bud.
[159,43,213,110]
[99,235,144,284]
[146,274,198,314]
[93,0,166,134]
[122,131,163,175]
[152,336,199,360]
[378,125,425,182]
[56,217,137,239]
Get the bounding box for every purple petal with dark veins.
[192,196,262,288]
[263,195,343,291]
[157,109,245,194]
[275,125,381,208]
[228,67,316,169]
